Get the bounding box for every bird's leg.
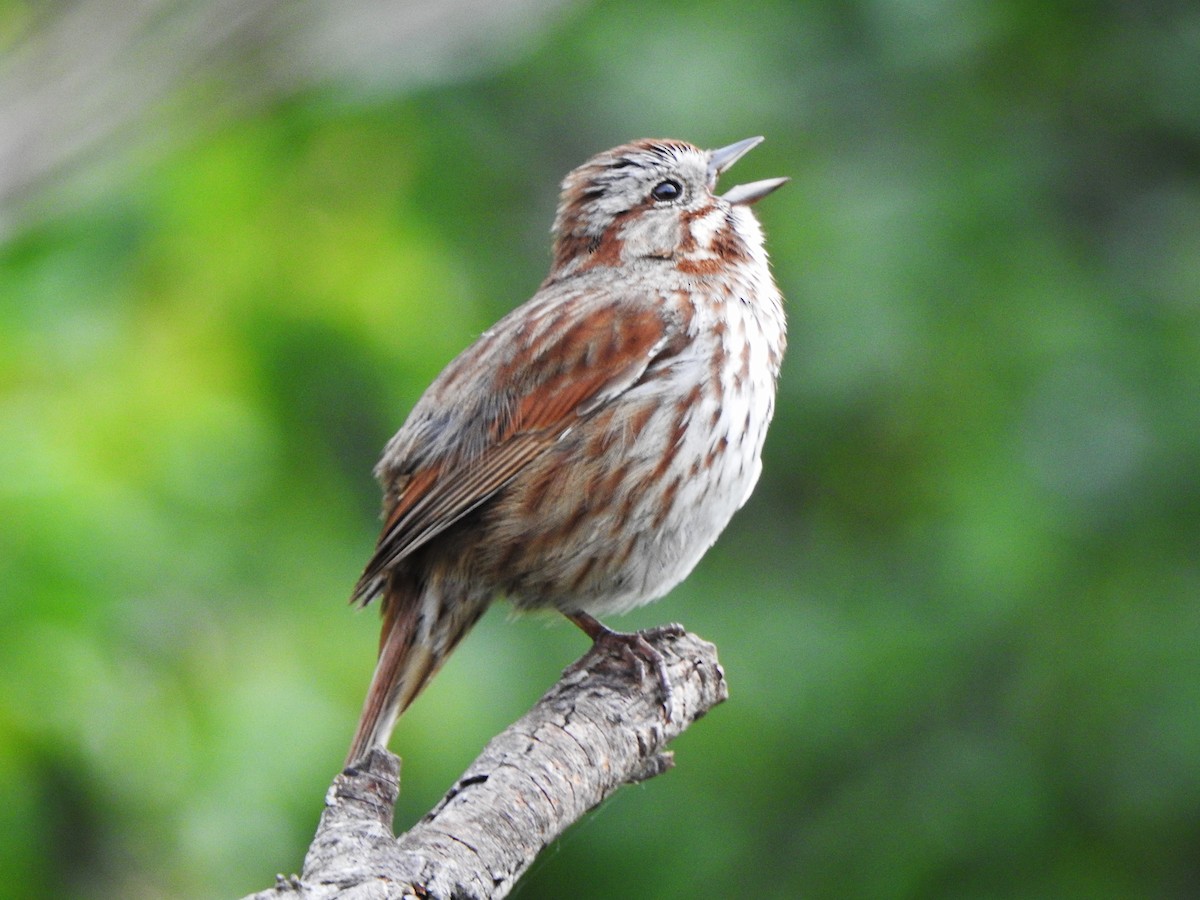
[564,611,685,719]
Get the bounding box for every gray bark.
[241,626,727,899]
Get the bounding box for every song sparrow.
[346,136,787,766]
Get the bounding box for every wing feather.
[350,299,679,605]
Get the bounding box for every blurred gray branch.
[240,628,727,900]
[0,0,573,242]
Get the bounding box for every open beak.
[708,136,788,206]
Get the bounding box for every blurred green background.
[2,0,1198,897]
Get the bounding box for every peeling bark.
[240,626,727,900]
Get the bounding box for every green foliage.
[2,0,1198,897]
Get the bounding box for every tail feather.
[345,579,486,767]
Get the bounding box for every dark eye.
[650,179,682,202]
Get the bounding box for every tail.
[345,578,486,767]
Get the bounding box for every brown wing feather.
[349,302,676,606]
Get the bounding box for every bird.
[345,136,787,767]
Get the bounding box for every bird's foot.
[565,612,685,720]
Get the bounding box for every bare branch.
[241,626,727,900]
